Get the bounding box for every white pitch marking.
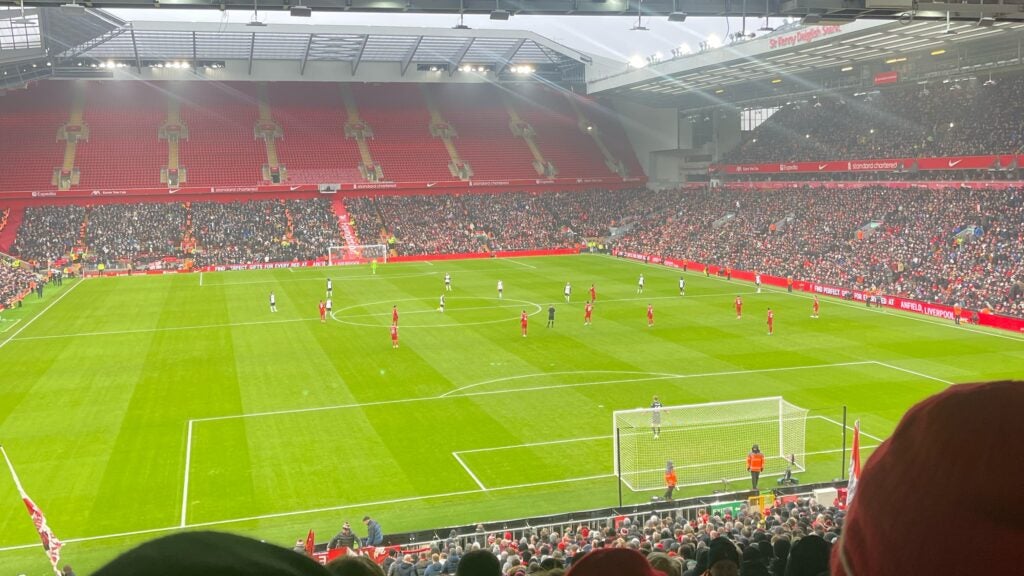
[504,258,536,269]
[0,318,22,334]
[455,435,611,454]
[871,360,955,386]
[199,272,203,286]
[12,317,317,342]
[193,361,876,423]
[180,420,193,527]
[209,271,437,287]
[0,279,82,350]
[451,452,488,490]
[813,415,886,443]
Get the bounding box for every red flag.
[2,447,63,575]
[305,529,316,557]
[848,419,862,505]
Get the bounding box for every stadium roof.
[57,20,591,75]
[4,0,1024,22]
[589,18,1024,107]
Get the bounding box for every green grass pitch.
[1,254,1021,573]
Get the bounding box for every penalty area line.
[451,453,488,490]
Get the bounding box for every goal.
[328,244,388,266]
[613,397,808,491]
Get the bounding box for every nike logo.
[290,185,301,191]
[426,182,436,188]
[947,159,962,167]
[818,164,828,170]
[168,189,179,194]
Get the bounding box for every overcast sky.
[108,9,791,64]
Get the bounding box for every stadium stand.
[5,185,1023,316]
[76,82,165,189]
[728,73,1024,163]
[8,184,1020,316]
[0,257,38,310]
[0,82,68,192]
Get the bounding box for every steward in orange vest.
[747,445,765,490]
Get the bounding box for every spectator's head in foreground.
[706,537,739,576]
[455,549,501,576]
[831,380,1022,576]
[326,555,386,576]
[94,531,330,576]
[565,548,665,576]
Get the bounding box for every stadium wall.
[610,99,679,182]
[612,250,1024,334]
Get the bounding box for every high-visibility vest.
[748,452,765,472]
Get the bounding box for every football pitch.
[1,254,1021,573]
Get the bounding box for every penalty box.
[180,361,912,522]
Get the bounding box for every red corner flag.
[847,419,862,505]
[1,446,63,575]
[305,529,316,557]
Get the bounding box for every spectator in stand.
[329,522,360,550]
[364,516,384,547]
[0,260,38,310]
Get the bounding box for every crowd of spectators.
[84,202,187,268]
[728,74,1024,163]
[5,185,1023,316]
[349,192,573,256]
[615,186,1024,317]
[0,258,37,310]
[11,205,86,264]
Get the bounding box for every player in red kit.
[584,301,593,325]
[735,296,743,319]
[647,304,654,327]
[392,305,399,325]
[319,300,327,323]
[520,310,529,337]
[589,284,597,302]
[390,324,399,348]
[811,296,820,319]
[767,307,774,335]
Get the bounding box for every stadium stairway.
[502,93,557,178]
[256,83,286,183]
[0,207,24,253]
[332,198,363,250]
[563,92,629,177]
[54,83,88,190]
[421,86,472,180]
[339,84,384,181]
[159,96,189,186]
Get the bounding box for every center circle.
[331,297,544,328]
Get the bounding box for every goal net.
[613,397,808,491]
[328,244,388,266]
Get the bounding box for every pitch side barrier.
[612,250,1024,333]
[309,480,847,565]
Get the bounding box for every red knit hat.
[566,548,666,576]
[831,381,1023,576]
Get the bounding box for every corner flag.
[305,529,316,557]
[847,419,862,505]
[1,446,63,575]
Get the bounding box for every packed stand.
[191,200,297,266]
[350,193,572,256]
[615,186,1024,317]
[10,205,87,264]
[84,203,187,269]
[0,259,38,309]
[728,74,1024,163]
[285,198,344,257]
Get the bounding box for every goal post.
[328,244,388,266]
[613,397,808,491]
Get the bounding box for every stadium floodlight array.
[613,397,808,491]
[328,244,388,266]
